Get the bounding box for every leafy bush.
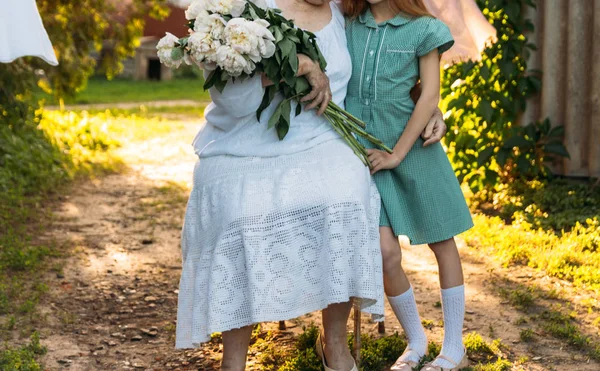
[473,179,600,232]
[441,0,569,191]
[0,332,47,371]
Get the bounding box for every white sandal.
[421,349,469,371]
[315,332,358,371]
[390,347,427,371]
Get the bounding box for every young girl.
[342,0,474,370]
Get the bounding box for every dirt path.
[36,118,599,371]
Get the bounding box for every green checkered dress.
[345,10,473,245]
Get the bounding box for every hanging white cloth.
[0,0,58,65]
[424,0,497,64]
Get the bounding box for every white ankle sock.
[433,285,466,368]
[388,286,428,362]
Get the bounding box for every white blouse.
[192,0,351,158]
[0,0,58,65]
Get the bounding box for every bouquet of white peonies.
[157,0,391,166]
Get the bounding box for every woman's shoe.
[315,332,358,371]
[390,347,427,371]
[421,349,469,371]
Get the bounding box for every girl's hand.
[298,55,332,116]
[367,149,404,175]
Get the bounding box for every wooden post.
[278,321,286,330]
[353,304,361,365]
[378,321,385,334]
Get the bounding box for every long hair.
[342,0,432,19]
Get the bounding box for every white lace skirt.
[175,138,384,348]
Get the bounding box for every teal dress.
[345,10,473,245]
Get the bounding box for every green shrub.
[0,332,46,371]
[473,179,600,233]
[440,0,571,192]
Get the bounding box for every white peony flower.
[185,0,207,20]
[215,45,255,76]
[157,32,183,68]
[251,19,276,59]
[187,31,221,65]
[224,18,275,63]
[194,13,226,40]
[206,0,247,17]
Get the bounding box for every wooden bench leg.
[378,320,385,334]
[353,304,361,365]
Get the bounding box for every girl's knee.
[380,228,403,269]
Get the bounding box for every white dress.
[176,0,385,348]
[0,0,58,65]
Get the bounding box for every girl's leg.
[380,227,428,363]
[428,237,466,368]
[321,301,355,370]
[221,325,254,371]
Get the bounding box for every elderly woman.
[175,0,446,370]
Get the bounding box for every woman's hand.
[367,149,405,175]
[298,55,332,116]
[421,108,447,147]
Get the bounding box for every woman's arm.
[367,49,441,173]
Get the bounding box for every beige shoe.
[421,350,469,371]
[315,332,358,371]
[390,348,427,371]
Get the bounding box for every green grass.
[245,325,512,371]
[64,104,207,119]
[519,329,535,342]
[464,215,600,291]
[36,77,211,105]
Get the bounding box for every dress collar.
[358,9,412,28]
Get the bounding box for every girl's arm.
[392,49,441,161]
[367,49,441,173]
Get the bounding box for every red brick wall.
[143,5,189,39]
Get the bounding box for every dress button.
[366,76,371,82]
[364,99,370,106]
[369,50,374,57]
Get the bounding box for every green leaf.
[294,77,310,96]
[274,28,284,43]
[516,156,531,173]
[497,149,510,167]
[548,125,565,138]
[478,146,495,167]
[478,99,493,123]
[288,48,299,75]
[203,70,219,90]
[170,48,184,61]
[276,118,290,140]
[503,135,531,149]
[544,143,570,159]
[268,102,283,129]
[214,78,227,94]
[279,39,294,58]
[257,86,277,121]
[295,102,302,116]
